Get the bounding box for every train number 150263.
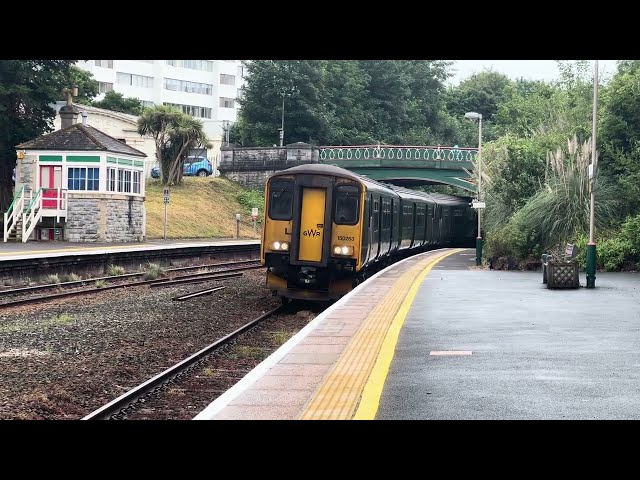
[337,235,354,241]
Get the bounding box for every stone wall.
[15,154,37,194]
[65,193,144,242]
[219,142,319,191]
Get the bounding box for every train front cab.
[262,173,364,301]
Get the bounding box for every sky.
[447,60,620,85]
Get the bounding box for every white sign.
[588,164,594,180]
[251,207,258,219]
[472,202,486,209]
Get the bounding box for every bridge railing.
[317,145,478,162]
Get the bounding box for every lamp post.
[465,111,483,266]
[279,94,285,146]
[586,60,599,288]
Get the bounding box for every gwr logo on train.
[303,229,321,237]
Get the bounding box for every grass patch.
[43,274,61,285]
[50,313,73,326]
[234,345,264,360]
[145,177,263,239]
[143,262,164,280]
[201,367,216,377]
[0,313,74,334]
[95,280,106,288]
[106,264,126,276]
[61,273,82,283]
[271,331,291,347]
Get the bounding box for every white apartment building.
[77,60,245,161]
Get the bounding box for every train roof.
[271,164,398,196]
[270,164,472,206]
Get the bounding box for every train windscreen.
[335,184,360,225]
[268,180,294,220]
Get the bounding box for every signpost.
[235,213,241,239]
[163,188,170,239]
[251,207,258,238]
[471,201,486,209]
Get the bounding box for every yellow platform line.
[299,248,463,420]
[354,248,463,419]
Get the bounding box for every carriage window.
[268,180,294,220]
[335,185,360,225]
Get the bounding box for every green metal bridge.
[317,145,478,192]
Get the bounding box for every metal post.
[587,60,599,288]
[280,95,285,147]
[253,218,257,238]
[235,213,241,239]
[163,201,167,240]
[476,117,483,266]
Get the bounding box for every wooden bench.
[542,243,579,288]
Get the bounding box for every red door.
[40,166,61,208]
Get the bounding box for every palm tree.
[137,105,210,185]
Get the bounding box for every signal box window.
[269,180,294,220]
[335,185,360,225]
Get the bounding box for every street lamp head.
[464,112,482,121]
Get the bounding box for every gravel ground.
[0,269,294,420]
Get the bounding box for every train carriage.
[261,164,476,301]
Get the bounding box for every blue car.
[150,156,213,179]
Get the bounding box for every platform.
[194,248,640,420]
[0,238,259,262]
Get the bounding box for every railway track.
[82,304,288,420]
[0,260,263,308]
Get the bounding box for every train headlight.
[271,241,289,251]
[333,245,354,256]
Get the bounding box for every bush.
[143,262,164,280]
[106,264,126,276]
[236,190,264,223]
[61,273,81,283]
[44,274,60,285]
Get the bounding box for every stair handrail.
[22,187,43,242]
[3,186,24,242]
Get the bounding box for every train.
[260,164,477,301]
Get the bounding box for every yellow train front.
[261,164,372,301]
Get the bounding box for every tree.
[446,70,512,123]
[235,60,463,147]
[67,64,99,105]
[137,105,210,185]
[92,91,143,115]
[599,60,640,213]
[0,60,85,211]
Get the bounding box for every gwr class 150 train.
[260,164,477,301]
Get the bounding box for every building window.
[108,167,142,194]
[220,74,235,86]
[141,101,154,109]
[164,102,212,119]
[219,97,235,108]
[95,60,113,68]
[237,65,244,79]
[133,171,141,194]
[107,167,116,192]
[98,82,113,94]
[123,170,132,193]
[165,60,214,72]
[116,72,153,88]
[68,167,99,191]
[164,78,212,95]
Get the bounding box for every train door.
[371,196,380,260]
[381,197,391,255]
[427,203,434,246]
[290,175,333,267]
[391,198,399,253]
